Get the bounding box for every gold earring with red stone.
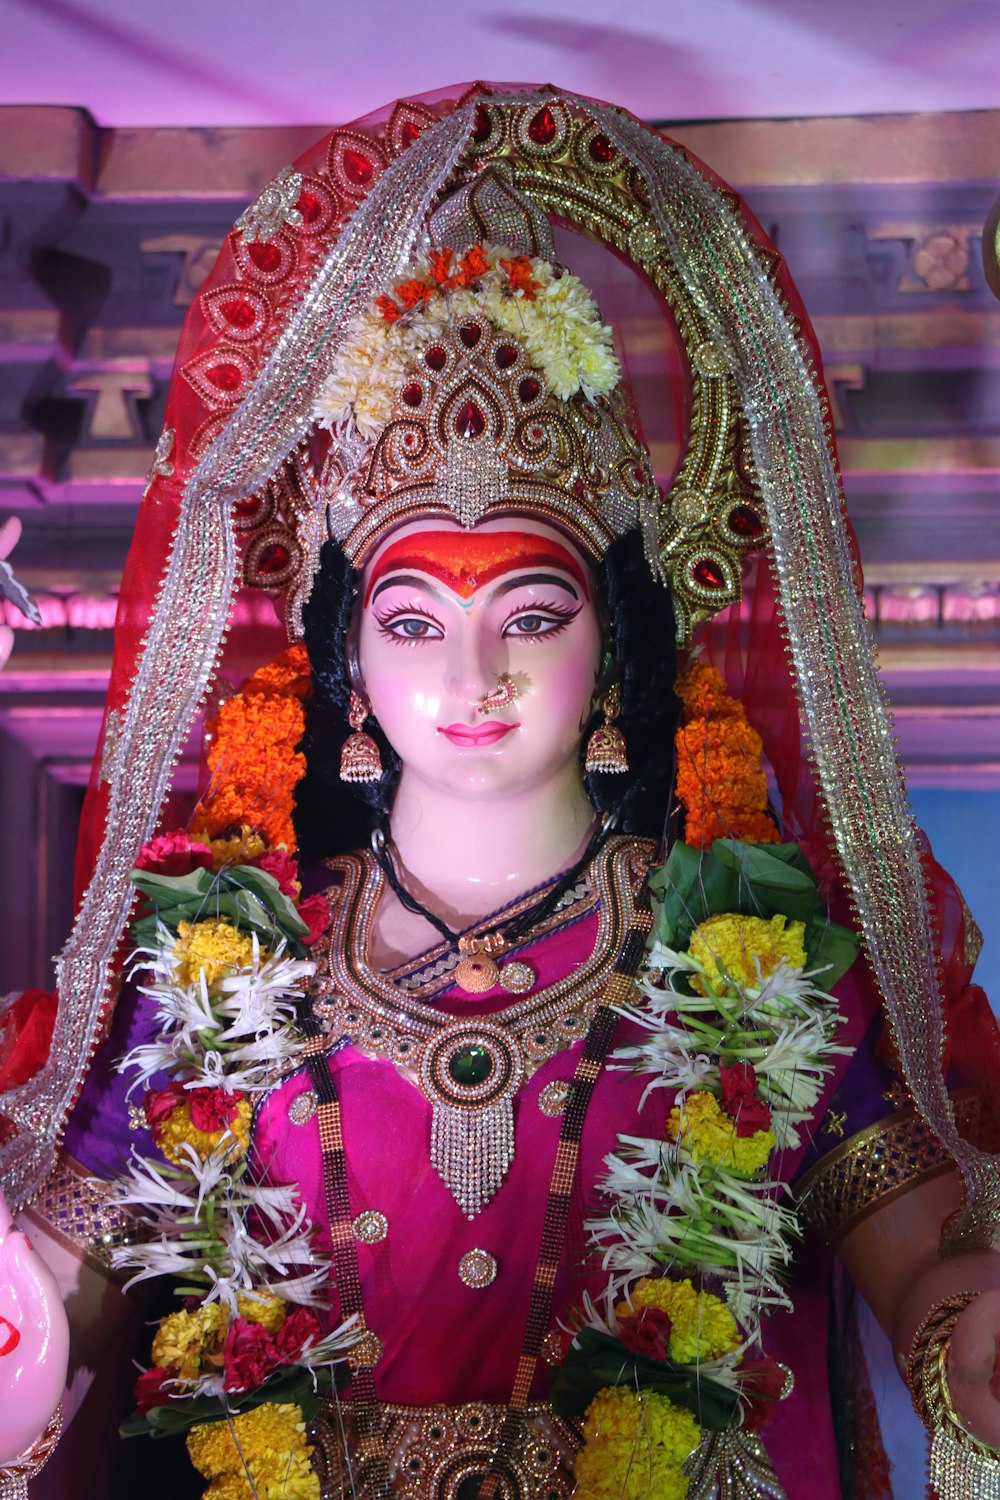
[340,691,383,782]
[584,681,628,774]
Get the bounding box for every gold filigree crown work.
[318,284,660,567]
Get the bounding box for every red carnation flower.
[719,1061,772,1137]
[273,1306,322,1360]
[254,849,301,897]
[738,1355,786,1431]
[143,1082,188,1132]
[297,893,331,947]
[222,1319,279,1393]
[135,1365,173,1414]
[618,1307,674,1364]
[136,830,213,877]
[188,1087,241,1134]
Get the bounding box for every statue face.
[358,517,603,800]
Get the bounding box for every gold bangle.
[905,1292,1000,1499]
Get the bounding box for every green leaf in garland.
[548,1328,737,1431]
[130,864,310,957]
[648,838,858,987]
[120,1364,342,1439]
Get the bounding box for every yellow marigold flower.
[201,827,268,869]
[156,1097,253,1166]
[151,1303,226,1380]
[574,1387,698,1500]
[187,1403,318,1500]
[172,919,261,989]
[616,1276,740,1366]
[236,1288,287,1333]
[669,1090,776,1178]
[688,912,807,995]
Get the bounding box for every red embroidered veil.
[2,84,997,1256]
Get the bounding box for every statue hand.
[0,1189,70,1466]
[947,1286,1000,1447]
[894,1250,1000,1450]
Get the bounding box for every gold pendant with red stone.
[453,932,506,994]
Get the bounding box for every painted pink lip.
[438,722,519,747]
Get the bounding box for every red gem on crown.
[456,400,486,439]
[528,105,557,147]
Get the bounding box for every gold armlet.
[906,1294,1000,1499]
[796,1093,995,1248]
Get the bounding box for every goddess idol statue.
[2,84,1000,1500]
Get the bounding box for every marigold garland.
[195,645,311,855]
[154,1095,253,1166]
[186,1401,319,1500]
[688,912,807,995]
[669,1090,777,1177]
[172,919,262,989]
[616,1277,740,1366]
[152,1304,227,1382]
[574,1386,698,1500]
[674,663,779,848]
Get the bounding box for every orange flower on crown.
[395,278,434,310]
[376,293,401,323]
[453,244,490,286]
[428,247,457,287]
[674,663,779,849]
[499,254,540,300]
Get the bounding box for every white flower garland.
[312,244,621,439]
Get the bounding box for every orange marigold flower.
[196,647,312,855]
[499,255,540,300]
[674,671,779,849]
[243,644,311,701]
[675,662,740,723]
[453,244,490,286]
[376,293,401,322]
[428,247,457,287]
[395,278,433,310]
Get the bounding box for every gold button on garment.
[353,1210,389,1244]
[538,1080,570,1117]
[458,1248,498,1288]
[349,1329,383,1369]
[288,1089,317,1125]
[498,960,536,994]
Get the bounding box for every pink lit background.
[1,6,999,1492]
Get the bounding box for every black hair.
[294,530,679,860]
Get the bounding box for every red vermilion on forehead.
[364,531,590,605]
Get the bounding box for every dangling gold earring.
[340,690,383,782]
[584,681,629,774]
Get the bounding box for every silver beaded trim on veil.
[2,90,995,1252]
[0,103,480,1210]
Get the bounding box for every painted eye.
[503,610,574,638]
[393,617,441,639]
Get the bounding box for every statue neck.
[385,762,597,932]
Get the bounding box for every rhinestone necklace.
[314,835,652,1217]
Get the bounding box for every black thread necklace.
[372,813,615,995]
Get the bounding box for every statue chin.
[0,1190,69,1466]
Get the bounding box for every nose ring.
[477,674,520,716]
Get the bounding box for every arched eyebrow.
[491,572,580,599]
[370,573,445,604]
